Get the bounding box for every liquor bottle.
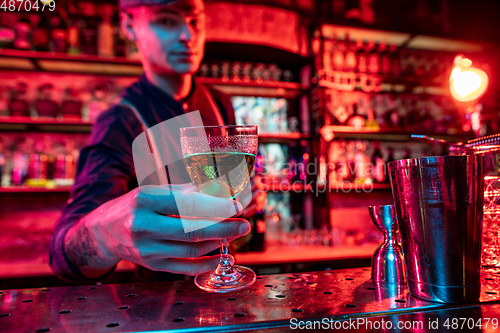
[242,62,252,82]
[389,43,401,76]
[86,85,109,122]
[0,150,4,187]
[220,61,230,80]
[0,86,9,116]
[0,13,16,49]
[78,2,98,55]
[354,141,370,183]
[98,4,114,57]
[11,150,28,186]
[50,14,67,53]
[384,147,395,183]
[371,141,386,183]
[367,40,379,74]
[347,103,366,129]
[269,64,282,82]
[323,37,334,72]
[27,140,47,187]
[14,17,32,50]
[356,40,367,73]
[114,25,127,58]
[380,41,391,75]
[60,88,83,120]
[66,15,81,55]
[332,38,345,72]
[31,14,50,52]
[249,209,266,252]
[35,83,59,118]
[8,83,30,117]
[344,36,357,72]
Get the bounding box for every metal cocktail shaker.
[389,155,484,304]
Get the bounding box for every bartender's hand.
[63,185,250,279]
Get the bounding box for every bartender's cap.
[119,0,182,10]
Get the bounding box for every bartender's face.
[124,0,206,75]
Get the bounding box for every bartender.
[49,0,266,282]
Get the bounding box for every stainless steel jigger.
[369,205,406,285]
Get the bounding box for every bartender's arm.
[64,185,248,279]
[50,107,252,281]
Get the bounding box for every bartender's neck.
[145,70,192,101]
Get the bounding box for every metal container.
[389,155,485,304]
[368,205,406,286]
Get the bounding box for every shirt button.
[182,103,188,110]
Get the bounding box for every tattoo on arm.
[65,220,98,267]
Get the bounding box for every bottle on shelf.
[371,141,386,183]
[249,208,266,252]
[98,4,115,58]
[31,13,50,52]
[50,13,67,53]
[385,147,395,183]
[85,85,109,122]
[347,103,366,129]
[8,83,30,118]
[14,17,32,50]
[34,83,59,118]
[379,41,391,75]
[388,43,401,76]
[344,35,357,72]
[66,13,81,55]
[322,37,334,72]
[78,2,98,55]
[354,140,370,183]
[332,37,345,72]
[60,88,83,120]
[356,40,367,73]
[11,150,28,186]
[367,40,379,74]
[27,140,47,187]
[0,13,16,50]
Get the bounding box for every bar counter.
[2,267,500,332]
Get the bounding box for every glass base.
[194,265,256,293]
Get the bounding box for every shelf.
[320,125,473,143]
[316,70,448,94]
[197,77,306,98]
[0,49,143,76]
[0,118,310,139]
[258,132,309,142]
[0,50,307,98]
[0,116,93,132]
[320,24,486,52]
[0,186,72,193]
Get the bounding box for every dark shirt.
[49,74,235,282]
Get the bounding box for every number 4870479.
[1,0,56,11]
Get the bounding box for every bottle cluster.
[323,139,445,185]
[198,61,295,84]
[312,32,455,78]
[0,2,138,59]
[0,132,88,187]
[0,73,135,121]
[313,89,463,135]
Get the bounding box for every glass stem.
[218,239,233,274]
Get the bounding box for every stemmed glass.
[180,125,258,292]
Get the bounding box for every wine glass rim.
[180,125,257,130]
